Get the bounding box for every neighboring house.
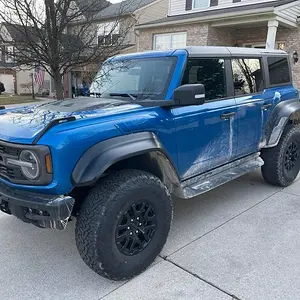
[0,23,53,95]
[65,0,169,97]
[136,0,300,89]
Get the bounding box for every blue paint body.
[0,49,298,196]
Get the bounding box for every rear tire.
[75,169,172,281]
[261,125,300,187]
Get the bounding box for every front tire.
[261,125,300,187]
[75,169,172,281]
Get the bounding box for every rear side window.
[231,58,264,96]
[268,56,290,85]
[181,58,227,101]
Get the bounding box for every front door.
[231,57,265,158]
[173,57,238,180]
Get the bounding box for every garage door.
[0,74,14,94]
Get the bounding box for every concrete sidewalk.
[1,170,300,300]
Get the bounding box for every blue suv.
[0,46,300,280]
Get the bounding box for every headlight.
[7,150,41,180]
[19,150,40,180]
[3,143,52,185]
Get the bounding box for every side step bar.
[181,153,264,199]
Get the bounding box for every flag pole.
[29,73,35,100]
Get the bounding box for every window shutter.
[210,0,218,6]
[185,0,193,11]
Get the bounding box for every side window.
[268,56,290,85]
[231,58,264,96]
[181,58,227,101]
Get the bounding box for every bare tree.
[0,0,137,99]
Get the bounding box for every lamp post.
[29,73,35,100]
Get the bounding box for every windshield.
[90,57,177,100]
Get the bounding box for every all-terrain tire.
[261,124,300,187]
[75,169,173,281]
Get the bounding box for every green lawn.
[0,95,40,106]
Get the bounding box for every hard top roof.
[110,46,287,61]
[184,46,287,57]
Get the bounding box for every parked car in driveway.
[0,46,300,281]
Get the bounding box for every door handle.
[262,103,272,110]
[221,112,236,120]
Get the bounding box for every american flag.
[34,65,45,86]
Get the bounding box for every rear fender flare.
[263,99,300,148]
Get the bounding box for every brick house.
[64,0,169,97]
[136,0,300,89]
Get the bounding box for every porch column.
[266,20,279,49]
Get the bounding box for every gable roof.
[94,0,155,20]
[137,0,297,27]
[74,0,111,17]
[2,23,37,42]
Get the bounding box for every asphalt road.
[1,169,300,300]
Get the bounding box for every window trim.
[180,57,230,102]
[230,56,265,98]
[152,32,187,50]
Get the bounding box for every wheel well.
[70,151,182,215]
[106,152,164,181]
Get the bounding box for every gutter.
[136,7,275,29]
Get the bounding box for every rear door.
[231,57,266,158]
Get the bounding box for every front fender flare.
[263,99,300,148]
[71,132,180,189]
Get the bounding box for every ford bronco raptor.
[0,46,300,280]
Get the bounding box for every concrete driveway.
[1,169,300,300]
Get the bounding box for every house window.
[181,58,227,101]
[153,32,187,50]
[193,0,210,9]
[5,46,14,63]
[98,22,120,46]
[231,58,264,95]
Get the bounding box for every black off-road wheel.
[261,125,300,187]
[75,169,172,281]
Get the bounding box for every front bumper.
[0,182,75,230]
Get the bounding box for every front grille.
[0,144,21,157]
[0,141,26,181]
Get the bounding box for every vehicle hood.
[0,97,141,144]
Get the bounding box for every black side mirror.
[173,84,205,106]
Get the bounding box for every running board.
[181,153,264,199]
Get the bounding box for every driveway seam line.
[164,258,243,300]
[97,258,163,300]
[98,281,129,300]
[163,188,283,258]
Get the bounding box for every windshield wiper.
[109,93,137,101]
